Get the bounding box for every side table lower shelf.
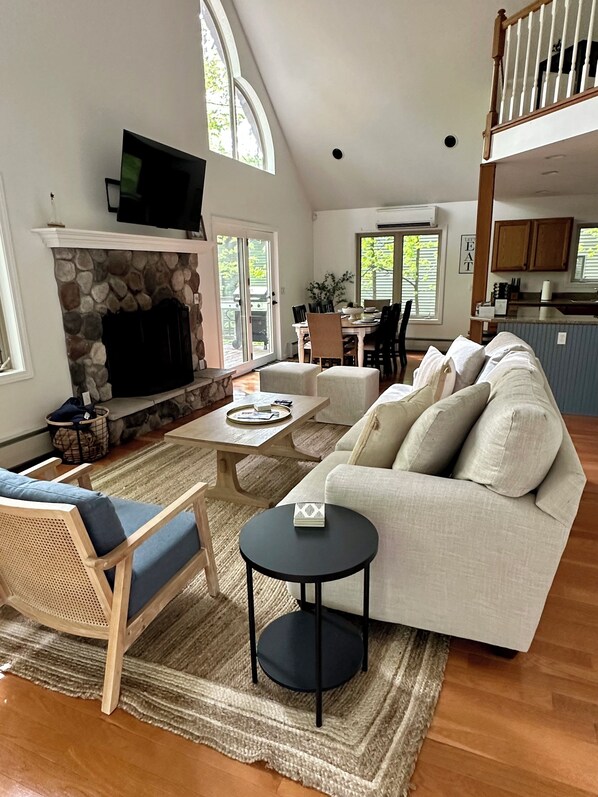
[257,609,363,693]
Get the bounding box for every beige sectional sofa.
[279,333,586,652]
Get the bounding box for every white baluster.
[542,0,559,108]
[509,19,523,120]
[520,12,534,116]
[499,25,513,123]
[566,0,584,97]
[530,3,547,111]
[581,0,597,89]
[554,0,571,102]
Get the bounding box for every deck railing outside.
[484,0,598,157]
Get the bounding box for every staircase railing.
[483,0,598,158]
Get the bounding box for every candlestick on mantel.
[47,192,65,228]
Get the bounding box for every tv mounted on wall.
[116,130,206,232]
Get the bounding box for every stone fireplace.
[36,228,232,446]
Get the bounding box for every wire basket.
[46,407,109,464]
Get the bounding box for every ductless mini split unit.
[375,205,438,229]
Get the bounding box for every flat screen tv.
[117,130,206,232]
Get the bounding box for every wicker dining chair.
[0,457,219,715]
[307,312,356,366]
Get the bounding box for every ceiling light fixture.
[541,170,559,175]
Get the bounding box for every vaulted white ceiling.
[232,0,518,210]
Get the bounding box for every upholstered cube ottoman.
[316,366,379,425]
[260,362,320,396]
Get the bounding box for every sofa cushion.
[348,385,434,468]
[453,368,563,498]
[484,349,538,386]
[335,383,413,452]
[393,382,490,475]
[0,468,125,556]
[445,335,485,392]
[110,497,201,618]
[413,347,456,400]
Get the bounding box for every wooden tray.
[226,404,292,425]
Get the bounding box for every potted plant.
[307,270,355,309]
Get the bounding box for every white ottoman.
[316,366,379,425]
[260,362,320,396]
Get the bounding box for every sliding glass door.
[216,225,277,373]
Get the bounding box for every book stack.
[293,502,326,528]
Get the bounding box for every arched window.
[199,0,275,173]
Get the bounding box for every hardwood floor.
[2,360,597,797]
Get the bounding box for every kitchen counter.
[471,307,598,325]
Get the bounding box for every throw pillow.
[453,368,563,498]
[479,349,537,385]
[476,343,534,383]
[348,385,435,468]
[412,347,456,401]
[484,331,533,357]
[445,335,485,392]
[393,382,491,475]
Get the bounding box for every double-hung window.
[357,231,443,321]
[572,225,598,284]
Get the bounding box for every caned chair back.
[292,304,307,323]
[307,312,345,361]
[0,497,112,636]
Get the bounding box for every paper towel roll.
[541,280,552,302]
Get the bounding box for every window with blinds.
[357,231,441,320]
[573,226,598,283]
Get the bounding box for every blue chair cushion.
[0,468,126,556]
[110,497,201,618]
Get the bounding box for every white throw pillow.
[453,368,563,498]
[479,349,537,385]
[485,331,533,357]
[348,385,435,468]
[412,347,456,401]
[476,343,534,383]
[445,335,485,392]
[393,382,490,475]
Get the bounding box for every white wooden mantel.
[32,227,214,254]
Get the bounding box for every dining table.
[292,315,380,368]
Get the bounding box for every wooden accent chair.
[0,457,219,715]
[307,312,356,367]
[364,305,394,376]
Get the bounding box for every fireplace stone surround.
[38,229,233,447]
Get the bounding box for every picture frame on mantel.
[186,216,207,241]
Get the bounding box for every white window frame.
[568,223,598,287]
[200,0,275,174]
[0,175,31,384]
[356,228,446,324]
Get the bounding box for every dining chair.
[388,302,402,375]
[307,312,356,367]
[308,302,321,313]
[321,300,335,313]
[0,458,219,715]
[396,299,412,368]
[292,304,307,323]
[363,305,391,376]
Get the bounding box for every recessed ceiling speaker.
[332,148,343,160]
[444,135,457,148]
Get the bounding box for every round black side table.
[239,504,378,727]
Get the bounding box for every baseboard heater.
[0,426,48,450]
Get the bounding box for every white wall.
[490,194,598,295]
[0,0,312,467]
[313,202,478,348]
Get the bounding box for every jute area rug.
[0,421,449,797]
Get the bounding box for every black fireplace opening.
[103,298,194,397]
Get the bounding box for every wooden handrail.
[483,8,507,159]
[503,0,553,29]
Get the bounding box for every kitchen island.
[488,307,598,415]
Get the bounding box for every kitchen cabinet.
[491,217,573,273]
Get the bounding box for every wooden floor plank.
[2,368,598,797]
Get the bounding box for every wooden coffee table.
[164,392,330,508]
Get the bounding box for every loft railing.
[483,0,598,158]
